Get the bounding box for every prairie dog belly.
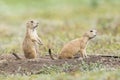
[23,38,37,58]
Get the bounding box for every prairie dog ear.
[26,21,30,24]
[26,21,29,26]
[26,20,32,28]
[83,32,88,37]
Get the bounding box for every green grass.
[0,69,120,80]
[37,61,105,74]
[0,0,120,79]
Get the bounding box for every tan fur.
[22,20,43,59]
[49,30,97,59]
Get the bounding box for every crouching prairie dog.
[22,20,43,59]
[49,29,97,60]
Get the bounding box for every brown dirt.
[0,54,119,75]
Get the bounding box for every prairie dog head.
[83,29,97,39]
[26,20,39,29]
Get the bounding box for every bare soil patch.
[0,54,119,75]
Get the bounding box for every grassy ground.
[0,70,120,80]
[0,0,120,79]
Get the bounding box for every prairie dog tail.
[12,53,21,60]
[48,49,55,60]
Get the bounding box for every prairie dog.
[49,30,97,59]
[22,20,43,59]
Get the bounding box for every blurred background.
[0,0,120,56]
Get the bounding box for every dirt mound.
[0,54,119,75]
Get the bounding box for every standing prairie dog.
[49,30,97,59]
[22,20,43,59]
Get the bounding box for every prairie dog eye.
[90,30,93,32]
[30,20,34,23]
